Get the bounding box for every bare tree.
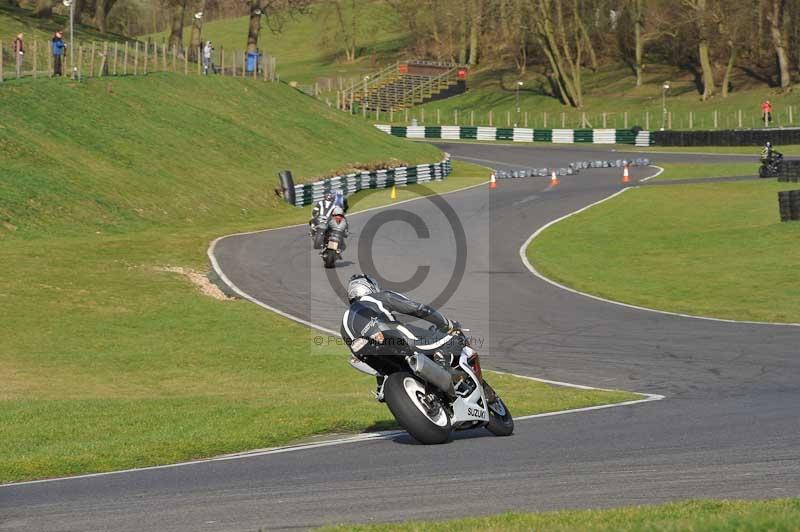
[532,0,584,107]
[246,0,311,55]
[168,0,188,55]
[34,0,53,18]
[767,0,792,90]
[188,0,207,61]
[682,0,716,100]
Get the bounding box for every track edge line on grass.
[520,170,800,328]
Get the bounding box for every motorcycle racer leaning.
[341,274,462,400]
[309,193,336,235]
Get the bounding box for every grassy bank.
[324,498,800,531]
[528,180,800,322]
[653,162,758,181]
[144,2,405,85]
[0,75,636,483]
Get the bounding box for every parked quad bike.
[759,152,783,178]
[348,321,514,444]
[320,227,345,269]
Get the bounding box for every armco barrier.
[288,154,452,207]
[375,125,653,146]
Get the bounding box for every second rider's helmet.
[347,274,380,302]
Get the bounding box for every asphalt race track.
[3,144,799,531]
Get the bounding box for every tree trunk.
[95,0,113,33]
[769,0,791,90]
[698,39,715,100]
[633,0,643,87]
[695,0,715,101]
[188,0,206,61]
[168,0,187,53]
[721,42,737,97]
[246,0,262,54]
[533,0,583,108]
[468,0,480,65]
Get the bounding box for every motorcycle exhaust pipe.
[407,354,455,398]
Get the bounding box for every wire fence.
[0,39,278,82]
[354,107,799,130]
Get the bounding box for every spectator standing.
[51,32,66,77]
[203,41,213,75]
[761,100,773,127]
[13,33,24,79]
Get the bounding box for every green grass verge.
[528,180,800,323]
[321,498,800,531]
[653,163,758,181]
[0,75,635,483]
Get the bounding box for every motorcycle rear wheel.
[384,372,451,444]
[323,251,336,269]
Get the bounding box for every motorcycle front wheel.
[483,381,514,437]
[384,372,451,444]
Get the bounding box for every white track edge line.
[639,164,664,182]
[520,168,800,328]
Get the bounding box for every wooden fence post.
[390,109,394,122]
[689,111,693,129]
[489,110,493,126]
[113,42,118,75]
[624,111,628,129]
[78,44,84,79]
[232,51,236,76]
[645,111,649,130]
[100,41,108,76]
[32,40,38,78]
[543,112,547,128]
[0,41,4,83]
[506,110,510,126]
[143,42,148,74]
[437,109,440,124]
[405,109,408,123]
[738,109,743,128]
[171,45,176,72]
[198,47,202,75]
[184,47,188,74]
[89,41,95,77]
[524,111,528,127]
[561,112,565,128]
[123,42,128,75]
[162,43,167,71]
[790,106,794,125]
[133,42,138,75]
[220,47,225,75]
[602,112,606,128]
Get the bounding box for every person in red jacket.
[761,100,773,126]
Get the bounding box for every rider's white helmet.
[347,274,380,302]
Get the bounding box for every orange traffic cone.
[489,172,497,189]
[550,170,559,186]
[622,163,630,184]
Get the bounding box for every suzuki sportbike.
[348,321,514,444]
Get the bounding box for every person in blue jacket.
[52,32,66,77]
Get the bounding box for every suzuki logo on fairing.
[467,407,486,419]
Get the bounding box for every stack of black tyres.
[777,160,800,182]
[778,190,800,221]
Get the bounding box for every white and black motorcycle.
[347,321,514,444]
